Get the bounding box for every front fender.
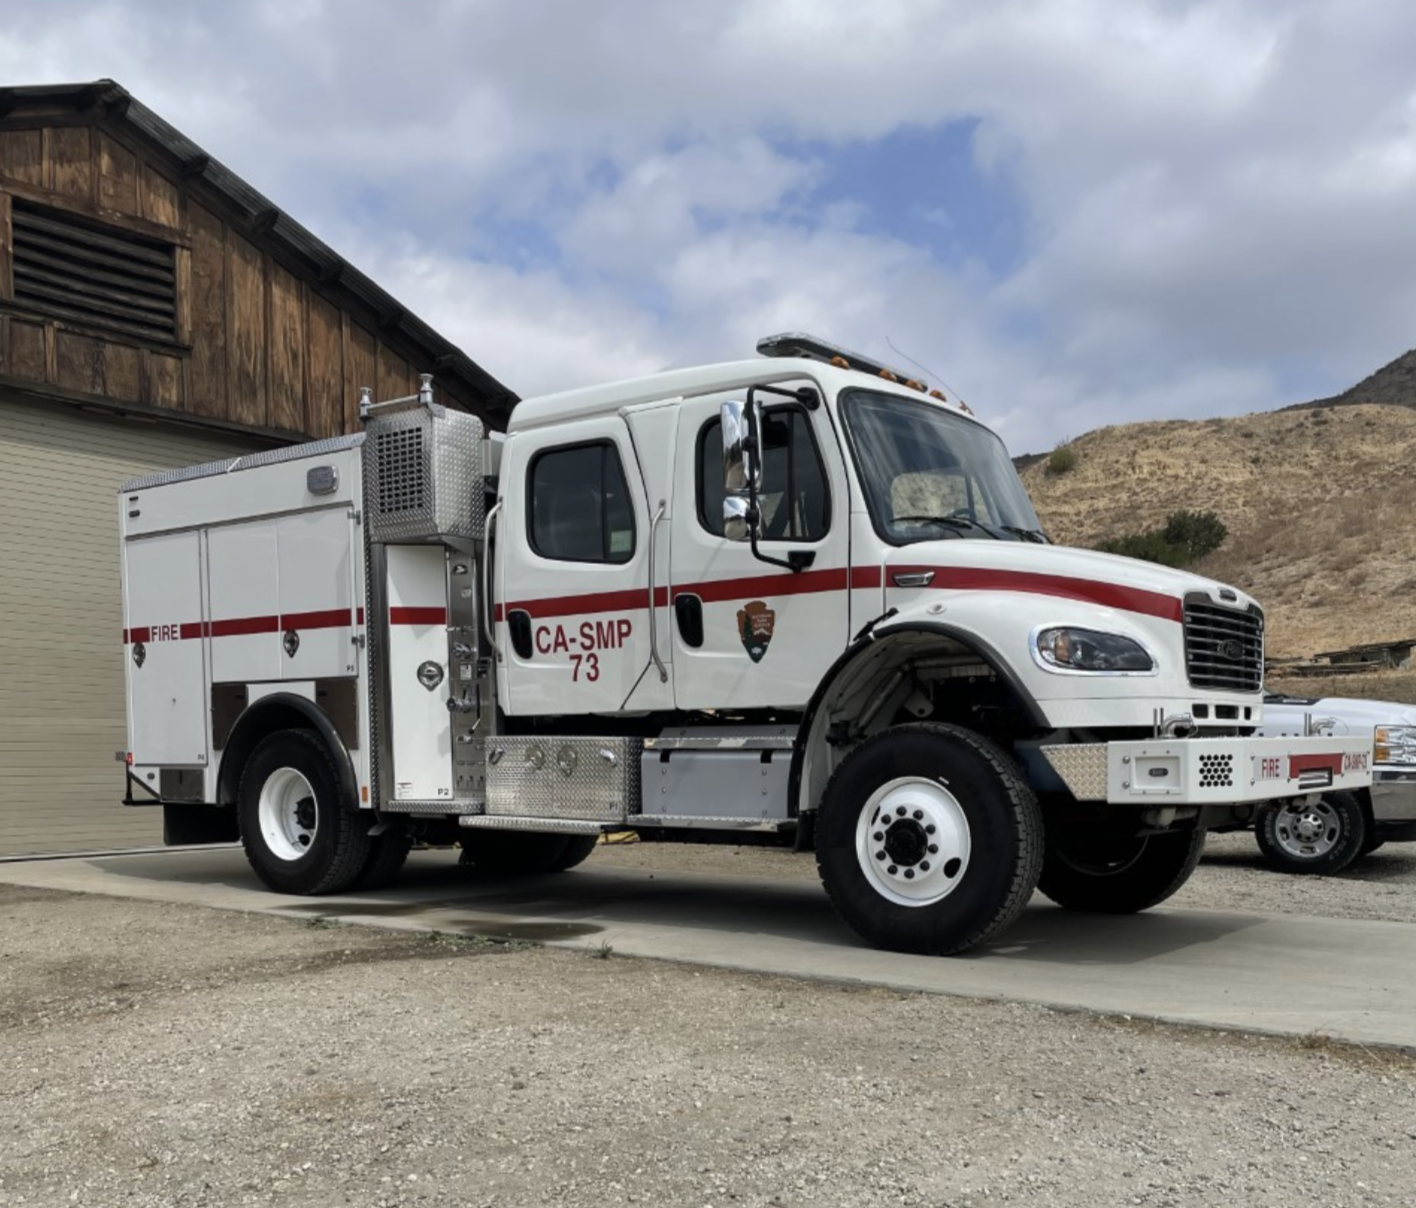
[788,620,1047,823]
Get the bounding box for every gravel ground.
[4,837,1416,1208]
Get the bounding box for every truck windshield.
[841,390,1045,544]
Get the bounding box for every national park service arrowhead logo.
[737,600,775,663]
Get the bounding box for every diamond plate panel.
[1039,743,1109,802]
[486,737,642,822]
[364,406,485,543]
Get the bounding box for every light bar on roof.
[756,331,910,382]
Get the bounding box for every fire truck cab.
[118,334,1373,954]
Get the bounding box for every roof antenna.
[885,336,971,410]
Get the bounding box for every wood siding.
[0,116,478,441]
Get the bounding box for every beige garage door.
[0,395,266,857]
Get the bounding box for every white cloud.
[3,0,1415,449]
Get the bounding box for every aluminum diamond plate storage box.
[485,737,642,822]
[364,406,485,543]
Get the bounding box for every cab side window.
[529,441,636,563]
[697,407,830,541]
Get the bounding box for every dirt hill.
[1291,347,1416,411]
[1019,403,1416,657]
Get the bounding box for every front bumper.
[1041,735,1373,805]
[1371,769,1416,822]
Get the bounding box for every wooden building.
[0,79,516,857]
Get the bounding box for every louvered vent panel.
[10,201,177,343]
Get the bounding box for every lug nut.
[896,806,906,816]
[920,861,930,872]
[913,809,923,819]
[887,865,898,875]
[873,832,884,842]
[904,869,915,879]
[928,844,938,854]
[875,850,886,861]
[925,824,936,835]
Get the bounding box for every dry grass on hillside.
[1020,404,1416,656]
[1266,669,1416,706]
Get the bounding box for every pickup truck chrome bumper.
[1040,735,1374,805]
[1371,769,1416,822]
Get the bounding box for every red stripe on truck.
[389,607,447,626]
[890,566,1184,623]
[124,609,362,642]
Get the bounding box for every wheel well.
[790,624,1045,826]
[216,694,360,813]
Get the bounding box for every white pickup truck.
[1250,690,1416,873]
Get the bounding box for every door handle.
[648,500,668,683]
[482,500,501,657]
[674,593,704,649]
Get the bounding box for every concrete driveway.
[3,846,1414,1052]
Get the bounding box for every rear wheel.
[815,723,1043,955]
[1038,824,1205,912]
[238,729,371,894]
[1255,792,1366,875]
[459,830,598,876]
[353,827,414,890]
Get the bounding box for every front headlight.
[1374,725,1416,765]
[1035,627,1155,673]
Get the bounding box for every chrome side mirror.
[723,495,752,542]
[721,399,757,543]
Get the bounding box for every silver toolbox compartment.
[485,737,642,822]
[363,405,486,544]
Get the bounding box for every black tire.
[1038,824,1205,913]
[1255,792,1366,875]
[458,830,592,876]
[352,827,414,891]
[1360,833,1386,857]
[814,723,1044,956]
[238,729,372,894]
[546,834,600,872]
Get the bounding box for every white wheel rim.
[856,777,971,907]
[258,767,318,862]
[1272,800,1342,860]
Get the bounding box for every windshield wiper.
[891,514,1005,540]
[1000,525,1049,544]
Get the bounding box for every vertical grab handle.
[482,500,502,658]
[648,500,668,684]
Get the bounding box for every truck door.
[497,416,670,715]
[668,391,853,709]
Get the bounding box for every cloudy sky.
[5,0,1414,450]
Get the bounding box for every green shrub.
[1046,444,1077,475]
[1159,510,1228,562]
[1096,510,1228,569]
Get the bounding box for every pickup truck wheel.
[1255,792,1366,875]
[815,723,1043,955]
[238,729,371,894]
[1038,825,1204,912]
[458,830,593,876]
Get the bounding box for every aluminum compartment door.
[207,520,282,684]
[385,544,452,802]
[123,531,209,767]
[277,508,358,680]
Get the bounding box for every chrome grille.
[1183,596,1263,692]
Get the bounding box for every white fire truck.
[118,334,1373,955]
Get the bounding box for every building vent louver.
[10,200,177,343]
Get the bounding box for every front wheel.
[238,729,372,894]
[1255,792,1366,874]
[815,723,1043,955]
[1037,824,1204,913]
